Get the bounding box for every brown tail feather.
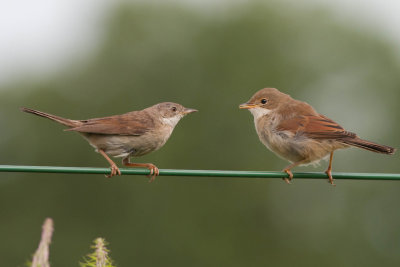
[341,137,396,155]
[20,107,81,128]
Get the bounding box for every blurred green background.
[1,1,400,266]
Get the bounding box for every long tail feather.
[20,107,80,128]
[341,137,396,155]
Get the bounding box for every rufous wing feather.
[277,114,395,154]
[66,113,153,136]
[277,114,355,139]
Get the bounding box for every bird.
[21,103,197,181]
[239,88,395,185]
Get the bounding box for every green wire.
[0,165,399,180]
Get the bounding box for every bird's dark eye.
[261,98,268,104]
[171,107,177,112]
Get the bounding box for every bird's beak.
[182,108,198,115]
[239,102,257,109]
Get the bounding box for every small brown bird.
[240,88,395,185]
[21,103,197,181]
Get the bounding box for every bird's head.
[155,102,198,127]
[239,88,289,120]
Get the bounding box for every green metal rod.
[0,165,399,180]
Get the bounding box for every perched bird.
[240,88,395,185]
[21,103,197,181]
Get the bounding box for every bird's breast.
[255,115,285,149]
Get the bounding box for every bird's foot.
[106,164,121,178]
[283,169,293,184]
[325,169,336,186]
[122,158,159,182]
[146,164,160,183]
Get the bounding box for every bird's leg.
[325,151,335,186]
[282,161,305,184]
[122,157,160,182]
[98,149,121,178]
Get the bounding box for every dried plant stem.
[31,218,54,267]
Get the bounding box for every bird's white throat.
[161,115,183,127]
[249,107,272,120]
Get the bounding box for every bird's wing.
[65,113,153,136]
[276,114,356,139]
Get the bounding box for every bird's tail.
[341,137,396,155]
[20,107,80,128]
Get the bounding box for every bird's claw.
[146,164,160,183]
[105,164,121,178]
[283,169,293,184]
[325,169,336,186]
[283,178,292,184]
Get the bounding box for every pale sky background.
[0,0,399,87]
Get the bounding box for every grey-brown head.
[239,88,291,119]
[152,102,198,127]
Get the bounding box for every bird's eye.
[171,107,177,112]
[261,98,268,104]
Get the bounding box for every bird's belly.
[82,133,169,158]
[258,130,335,164]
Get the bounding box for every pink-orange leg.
[282,161,305,184]
[98,149,121,178]
[325,151,335,186]
[122,157,159,182]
